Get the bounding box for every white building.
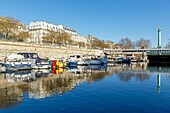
[28,21,58,44]
[57,24,77,35]
[72,34,87,43]
[27,21,87,45]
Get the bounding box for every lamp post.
[166,39,170,48]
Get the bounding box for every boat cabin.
[67,54,82,61]
[17,52,48,64]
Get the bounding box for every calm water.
[0,63,170,113]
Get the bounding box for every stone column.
[158,27,161,48]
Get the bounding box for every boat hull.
[0,62,33,71]
[116,58,131,63]
[67,62,77,67]
[86,58,108,65]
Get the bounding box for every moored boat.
[117,57,131,63]
[66,54,89,67]
[0,54,36,71]
[49,59,66,69]
[83,54,108,65]
[17,52,50,69]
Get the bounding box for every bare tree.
[0,16,23,40]
[76,42,85,48]
[119,37,134,49]
[60,32,71,46]
[43,31,59,45]
[68,38,73,47]
[165,39,170,48]
[15,31,30,42]
[135,38,151,49]
[43,31,71,46]
[91,39,110,49]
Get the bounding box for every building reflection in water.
[110,63,151,82]
[0,63,170,109]
[0,86,23,110]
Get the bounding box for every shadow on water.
[0,63,170,109]
[148,62,170,66]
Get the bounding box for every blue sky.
[1,0,170,47]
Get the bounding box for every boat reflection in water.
[66,64,108,76]
[2,69,49,82]
[50,68,66,75]
[0,65,110,109]
[0,63,170,110]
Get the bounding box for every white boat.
[66,54,89,66]
[0,54,36,71]
[83,54,108,65]
[18,52,50,69]
[0,65,5,73]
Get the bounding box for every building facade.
[28,21,58,44]
[27,21,87,45]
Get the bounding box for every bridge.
[123,49,170,63]
[104,27,170,63]
[122,49,170,55]
[104,48,170,63]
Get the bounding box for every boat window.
[28,54,32,59]
[70,56,74,57]
[77,55,81,58]
[33,54,38,59]
[23,54,27,58]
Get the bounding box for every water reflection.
[2,69,49,82]
[113,63,151,82]
[67,64,108,76]
[157,73,161,94]
[0,63,170,110]
[0,86,23,110]
[108,63,170,95]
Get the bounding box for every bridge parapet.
[104,48,170,56]
[147,49,170,56]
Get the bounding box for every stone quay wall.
[0,41,102,60]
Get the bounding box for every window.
[33,54,38,59]
[77,55,81,58]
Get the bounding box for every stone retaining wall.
[0,41,102,60]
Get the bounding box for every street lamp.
[166,39,170,48]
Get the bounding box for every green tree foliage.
[0,16,23,40]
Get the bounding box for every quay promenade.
[0,41,102,60]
